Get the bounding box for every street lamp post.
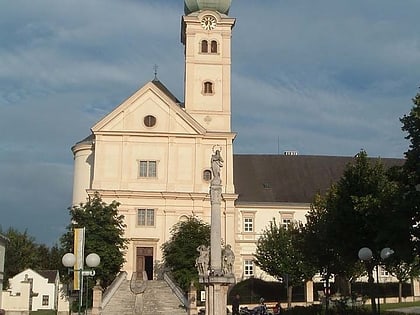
[358,247,394,315]
[62,252,100,315]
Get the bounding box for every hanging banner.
[73,227,85,290]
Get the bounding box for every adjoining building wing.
[234,155,404,204]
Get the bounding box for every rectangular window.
[280,212,294,229]
[138,209,155,226]
[379,266,389,276]
[244,259,254,277]
[244,218,253,232]
[282,218,292,229]
[139,160,157,178]
[42,295,49,306]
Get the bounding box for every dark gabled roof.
[37,270,58,283]
[233,154,404,204]
[151,79,183,107]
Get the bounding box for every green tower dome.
[184,0,232,15]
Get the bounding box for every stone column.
[413,278,420,299]
[210,184,223,274]
[188,282,197,315]
[91,281,102,315]
[305,280,314,303]
[199,150,235,315]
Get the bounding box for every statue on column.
[211,149,224,184]
[196,245,210,276]
[222,244,235,275]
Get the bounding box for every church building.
[70,0,403,282]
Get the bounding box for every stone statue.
[196,245,210,276]
[211,149,224,184]
[222,244,235,275]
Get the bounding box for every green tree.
[254,219,316,308]
[306,151,410,314]
[161,216,210,293]
[47,244,66,271]
[302,193,346,310]
[2,228,40,287]
[385,257,420,303]
[400,89,420,252]
[60,192,128,289]
[0,227,63,288]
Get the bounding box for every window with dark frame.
[201,40,208,53]
[42,295,49,306]
[211,40,218,53]
[204,81,213,94]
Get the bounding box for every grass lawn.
[381,301,420,311]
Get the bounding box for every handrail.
[101,271,127,308]
[163,272,188,308]
[130,271,147,294]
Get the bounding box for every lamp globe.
[86,253,101,268]
[62,253,76,268]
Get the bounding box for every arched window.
[179,215,189,222]
[201,40,208,53]
[203,81,213,94]
[203,169,212,181]
[211,40,218,53]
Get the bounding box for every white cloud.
[0,0,419,244]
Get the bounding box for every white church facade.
[70,0,404,283]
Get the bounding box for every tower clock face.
[201,15,217,30]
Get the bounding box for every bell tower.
[181,1,235,132]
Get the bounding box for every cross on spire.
[153,64,158,81]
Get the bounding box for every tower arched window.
[203,170,212,181]
[201,40,208,53]
[203,81,214,94]
[211,40,218,53]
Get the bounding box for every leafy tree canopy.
[1,227,61,288]
[60,192,128,288]
[161,216,210,292]
[320,151,408,269]
[401,90,420,252]
[303,150,414,306]
[255,219,316,286]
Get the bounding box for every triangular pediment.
[92,81,206,135]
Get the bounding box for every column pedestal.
[200,275,235,315]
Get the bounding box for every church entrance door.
[136,247,153,280]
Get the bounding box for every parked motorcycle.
[239,304,270,315]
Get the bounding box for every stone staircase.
[143,280,187,315]
[101,279,187,315]
[102,279,136,315]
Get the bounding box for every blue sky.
[1,0,419,246]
